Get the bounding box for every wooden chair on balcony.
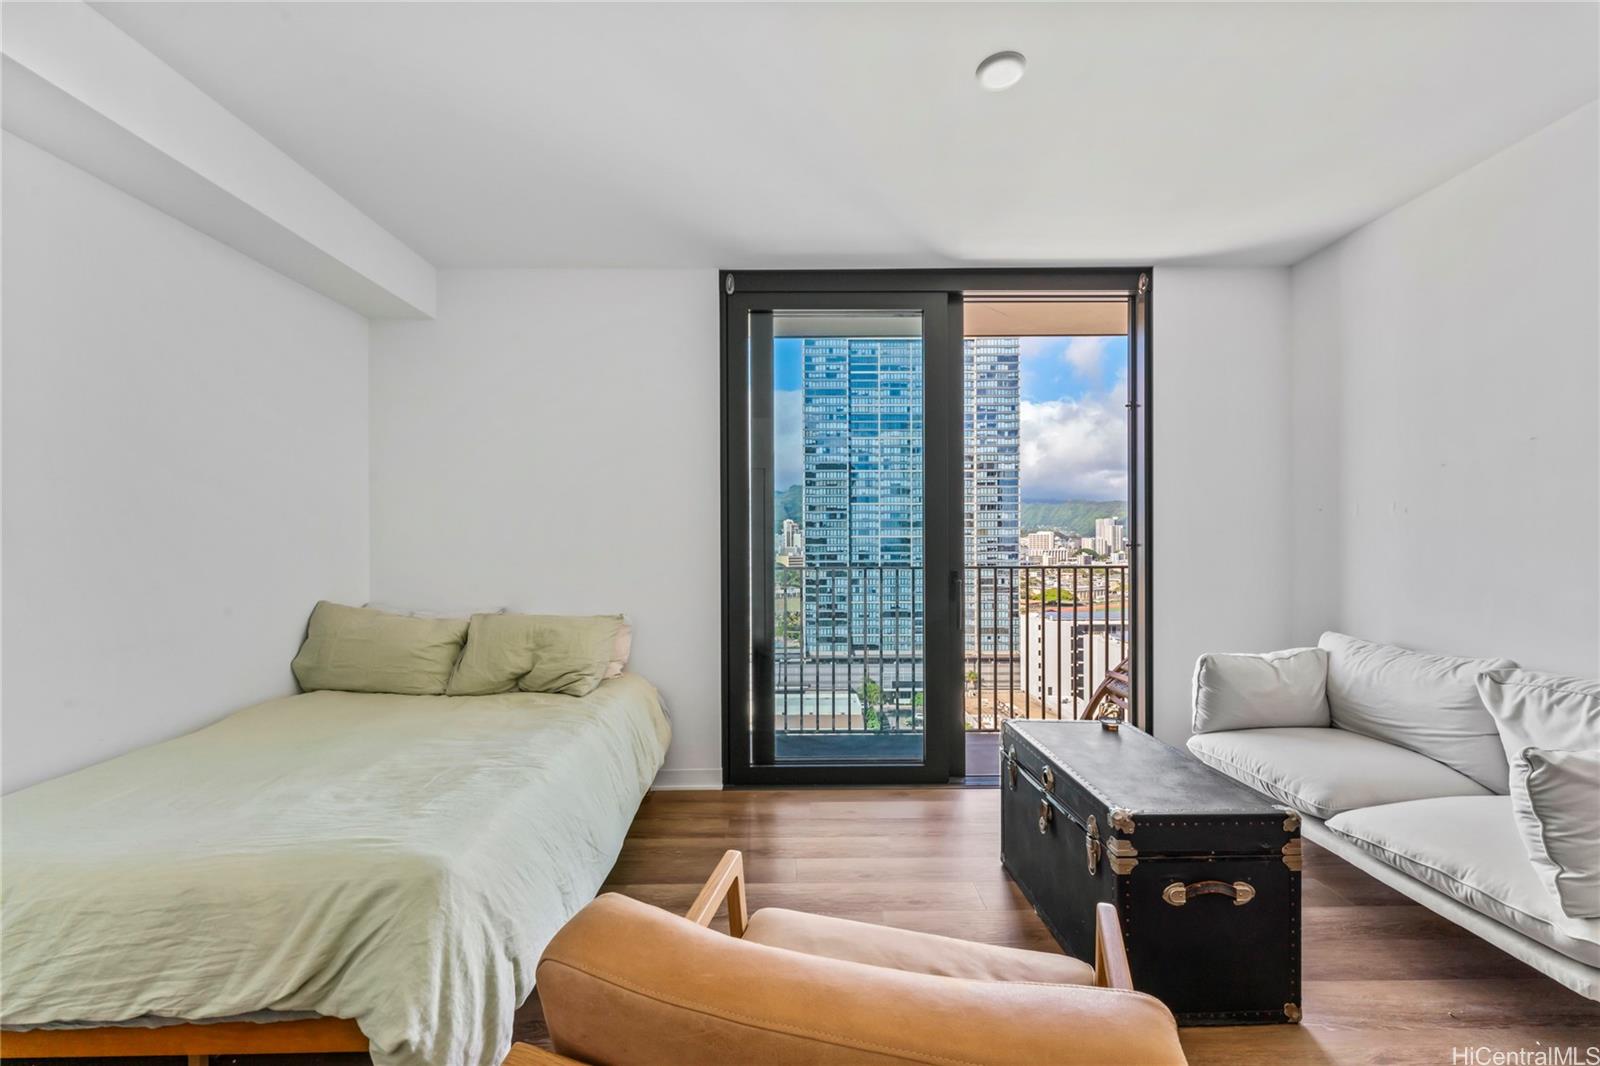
[1082,657,1132,725]
[516,850,1186,1065]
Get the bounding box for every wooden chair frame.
[1082,656,1133,725]
[680,849,1134,993]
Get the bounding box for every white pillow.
[1478,668,1600,764]
[1319,632,1515,793]
[605,620,634,679]
[1191,648,1328,734]
[1511,748,1600,919]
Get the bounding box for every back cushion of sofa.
[1478,668,1600,762]
[1319,632,1515,793]
[1192,648,1329,734]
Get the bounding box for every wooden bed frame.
[1,850,1134,1065]
[0,1015,367,1063]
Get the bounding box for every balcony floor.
[768,729,1003,781]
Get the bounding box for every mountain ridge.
[1021,500,1127,536]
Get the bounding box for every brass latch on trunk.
[1084,814,1100,875]
[1281,838,1303,872]
[1103,837,1139,875]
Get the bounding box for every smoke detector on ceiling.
[976,51,1026,92]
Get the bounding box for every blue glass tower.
[801,337,924,659]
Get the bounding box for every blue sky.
[771,335,1129,501]
[1019,335,1126,404]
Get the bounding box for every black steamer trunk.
[1000,720,1302,1025]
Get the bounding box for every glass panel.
[761,309,925,764]
[961,307,1131,736]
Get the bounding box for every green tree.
[858,679,884,732]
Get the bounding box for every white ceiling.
[94,2,1598,269]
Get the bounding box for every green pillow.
[518,614,625,697]
[443,613,623,698]
[446,613,542,696]
[291,601,468,695]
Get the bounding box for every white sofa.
[1185,633,1600,1000]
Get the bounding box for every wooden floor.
[17,786,1600,1065]
[567,786,1600,1066]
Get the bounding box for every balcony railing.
[965,564,1129,731]
[770,563,1129,735]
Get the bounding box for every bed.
[0,674,671,1066]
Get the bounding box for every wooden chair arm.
[683,849,748,937]
[1093,901,1134,991]
[503,1043,588,1066]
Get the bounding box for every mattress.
[1,675,671,1066]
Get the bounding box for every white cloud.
[1019,383,1128,501]
[1061,337,1112,382]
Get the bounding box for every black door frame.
[720,268,1153,786]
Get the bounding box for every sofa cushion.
[743,908,1095,985]
[1319,632,1515,794]
[1511,748,1600,919]
[1326,797,1600,968]
[1191,648,1329,734]
[1187,727,1490,821]
[1478,668,1600,766]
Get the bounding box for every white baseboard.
[651,767,723,791]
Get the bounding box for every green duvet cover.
[1,675,671,1066]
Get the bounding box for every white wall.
[1150,268,1294,745]
[1,134,370,792]
[368,270,722,788]
[1290,103,1600,676]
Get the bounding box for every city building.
[801,336,925,659]
[1022,609,1130,717]
[1022,530,1057,554]
[964,337,1021,655]
[799,334,1021,663]
[1094,517,1125,557]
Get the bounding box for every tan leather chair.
[516,851,1187,1065]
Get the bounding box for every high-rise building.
[1022,530,1058,554]
[1094,517,1124,557]
[801,337,924,659]
[780,518,803,553]
[796,335,1021,667]
[1024,609,1129,717]
[964,337,1021,654]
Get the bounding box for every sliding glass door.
[722,270,1152,786]
[723,291,961,784]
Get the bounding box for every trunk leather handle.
[1162,880,1256,906]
